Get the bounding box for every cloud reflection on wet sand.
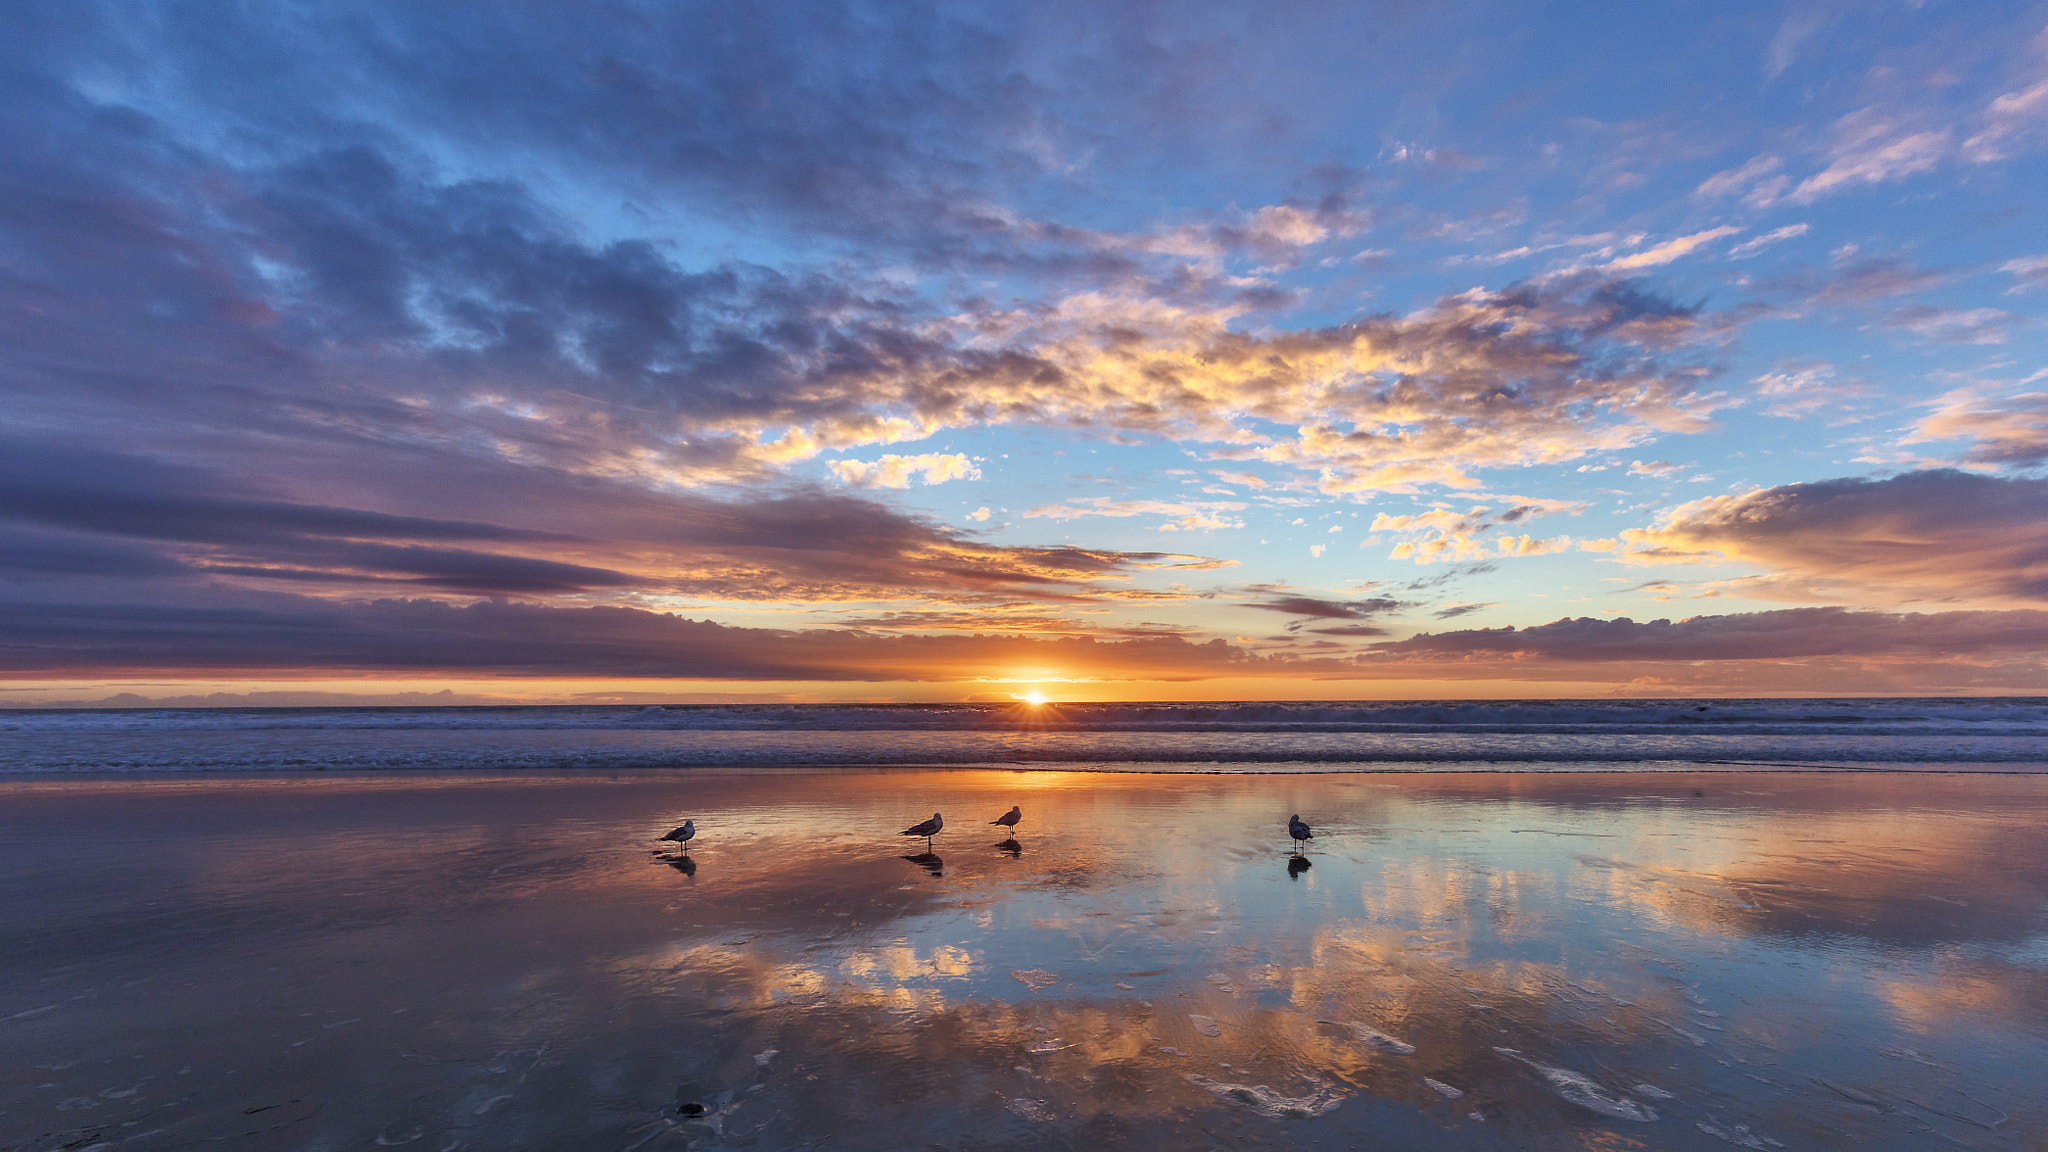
[1,771,2042,1149]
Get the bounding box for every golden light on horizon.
[1022,690,1048,705]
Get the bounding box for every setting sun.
[1022,690,1048,705]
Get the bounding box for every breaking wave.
[2,698,2044,773]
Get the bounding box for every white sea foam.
[1323,1020,1416,1055]
[1185,1074,1346,1119]
[1697,1120,1774,1148]
[1494,1048,1658,1121]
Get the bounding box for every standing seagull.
[990,805,1022,833]
[1288,814,1313,852]
[659,819,696,854]
[901,812,944,849]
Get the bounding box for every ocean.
[5,696,2046,773]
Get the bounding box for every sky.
[5,0,2048,705]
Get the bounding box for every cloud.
[941,275,1727,495]
[1370,497,1586,564]
[1725,224,1809,259]
[1884,305,2014,345]
[1791,108,1951,203]
[1302,624,1390,637]
[1963,73,2048,162]
[1024,498,1247,531]
[0,17,1741,542]
[1244,595,1410,621]
[0,439,1215,608]
[0,595,1275,682]
[1602,226,1742,271]
[2001,255,2048,292]
[13,103,1729,509]
[1694,154,1786,203]
[1773,256,1947,307]
[8,588,2046,692]
[1765,6,1837,79]
[1367,606,2048,662]
[1751,361,1872,419]
[1162,511,1246,531]
[1615,470,2048,604]
[1725,49,2048,212]
[827,607,1195,638]
[1908,390,2048,466]
[33,4,1100,264]
[828,453,980,488]
[1494,533,1572,557]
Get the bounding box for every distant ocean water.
[3,698,2046,773]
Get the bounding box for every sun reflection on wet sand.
[1,771,2043,1149]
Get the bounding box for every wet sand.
[2,770,2044,1150]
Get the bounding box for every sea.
[4,696,2046,773]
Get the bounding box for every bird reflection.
[996,838,1022,857]
[901,852,944,876]
[666,855,697,877]
[1287,855,1311,880]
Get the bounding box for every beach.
[4,767,2044,1150]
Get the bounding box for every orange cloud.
[827,452,980,488]
[685,275,1730,498]
[1613,471,2048,605]
[1909,389,2048,466]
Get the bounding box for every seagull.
[990,805,1022,832]
[659,819,696,853]
[1288,814,1313,852]
[901,812,943,849]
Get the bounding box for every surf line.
[1706,760,1894,772]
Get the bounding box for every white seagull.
[901,812,944,849]
[1288,814,1313,851]
[659,819,696,852]
[990,805,1022,833]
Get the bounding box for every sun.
[1021,690,1048,706]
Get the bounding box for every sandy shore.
[2,769,2043,1150]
